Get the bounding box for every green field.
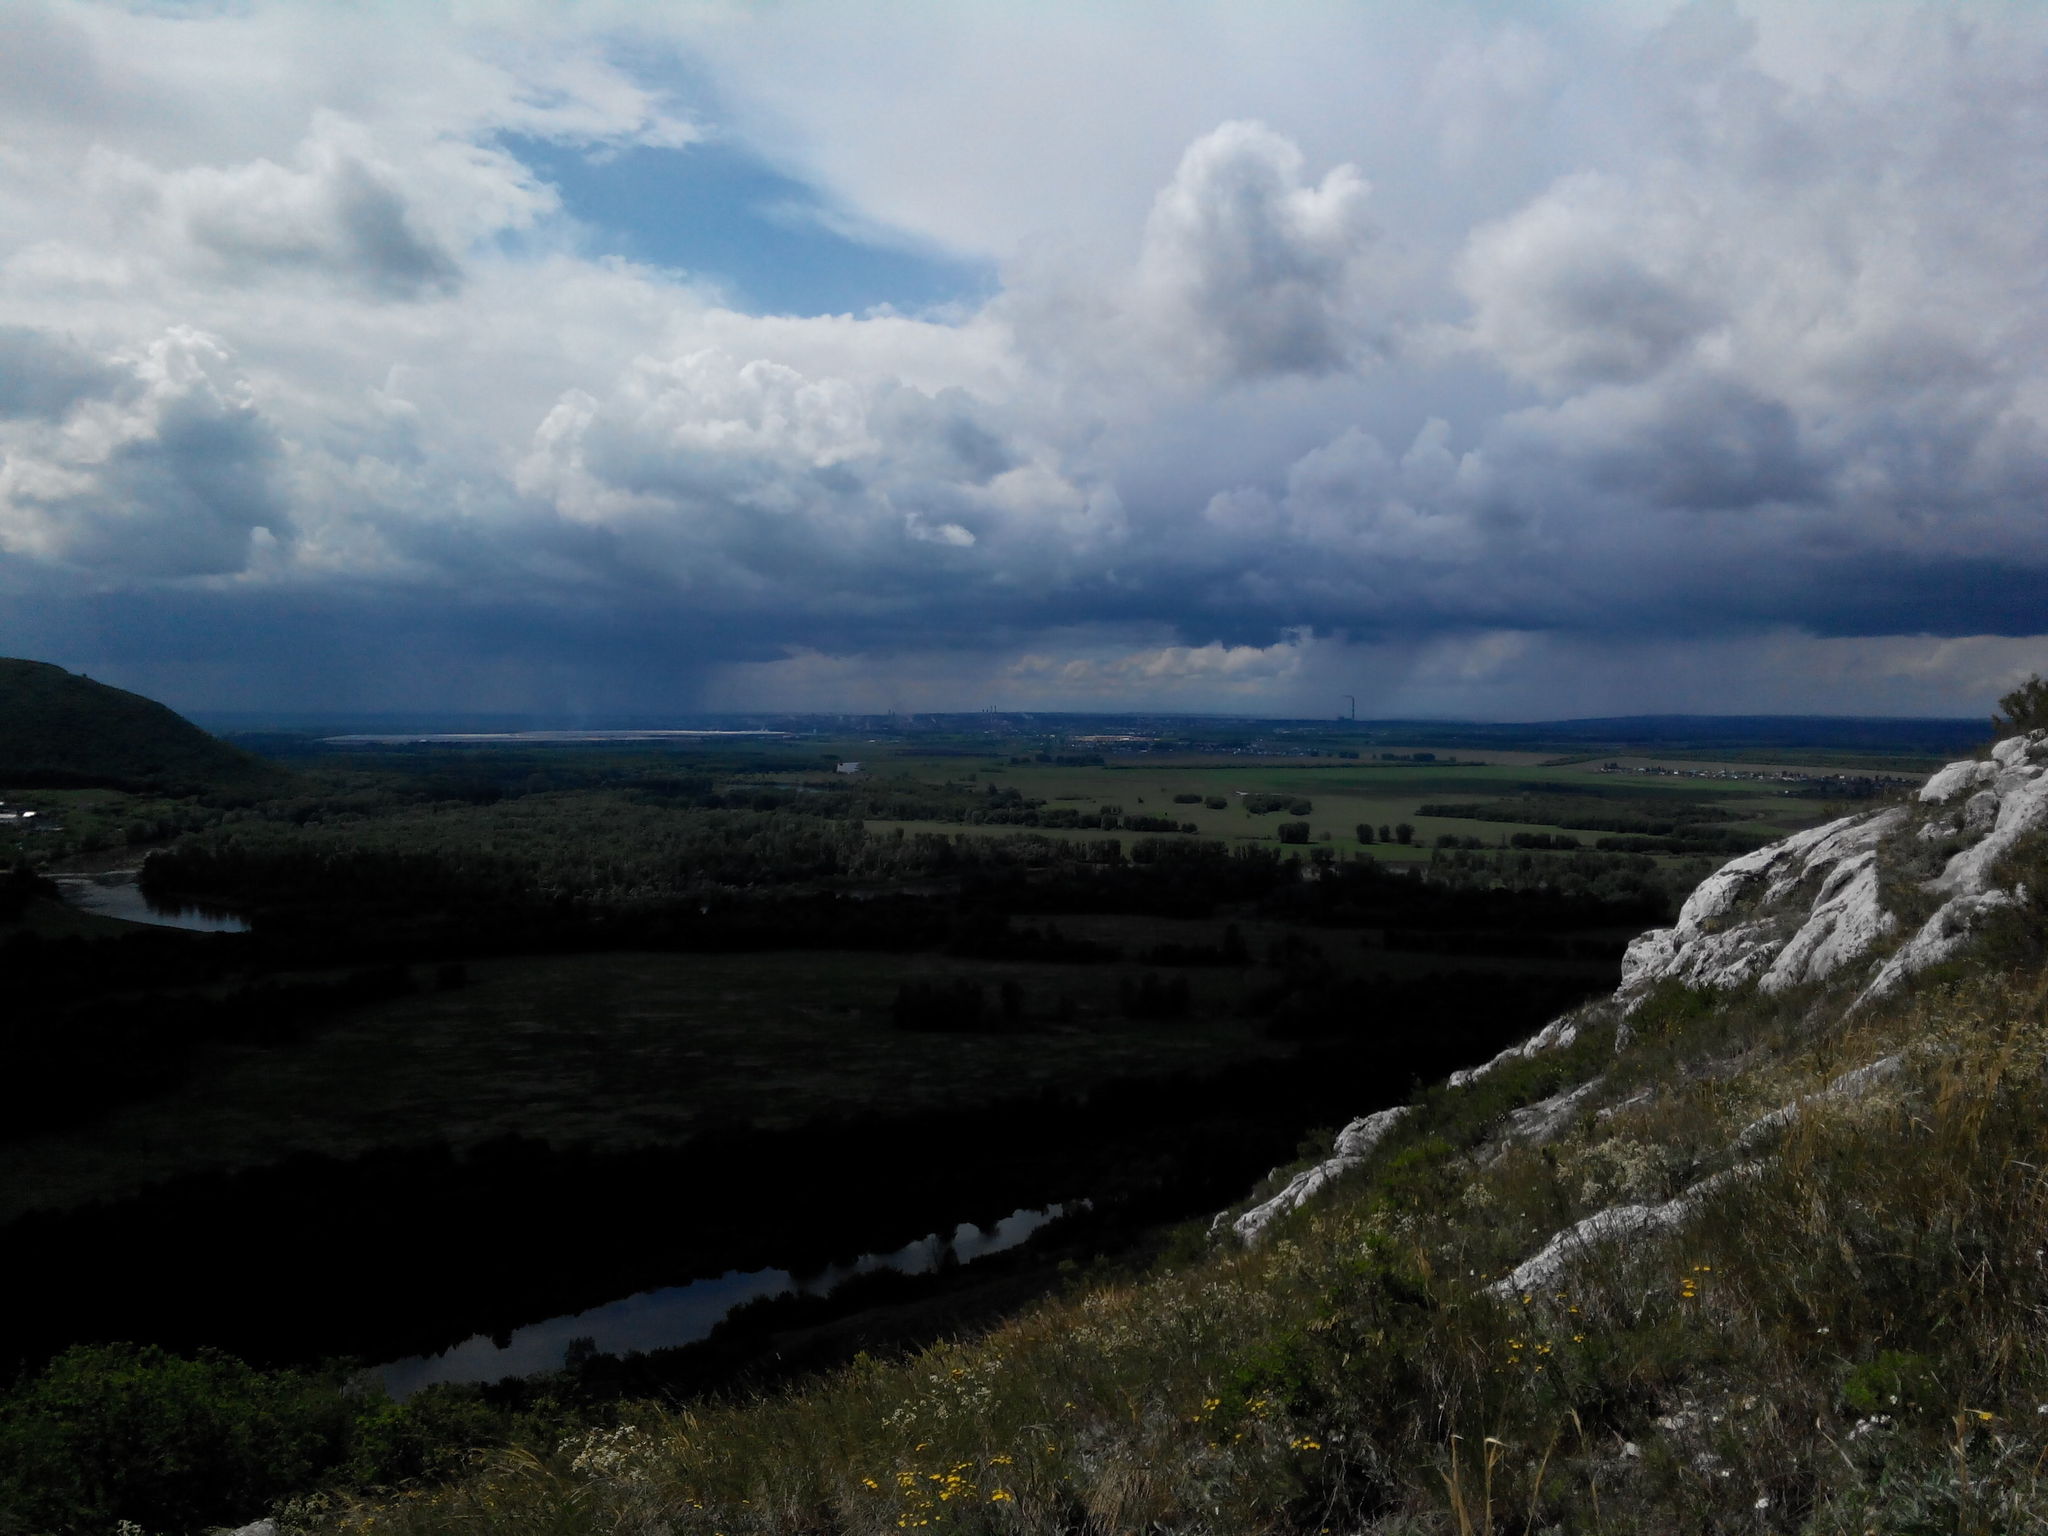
[781,742,1868,857]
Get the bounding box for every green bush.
[0,1344,351,1535]
[1992,674,2048,736]
[0,1346,531,1535]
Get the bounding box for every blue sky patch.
[507,134,993,318]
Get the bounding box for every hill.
[323,733,2048,1533]
[7,733,2048,1532]
[0,658,284,795]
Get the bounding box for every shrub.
[0,1344,351,1535]
[1992,674,2048,735]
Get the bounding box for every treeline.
[1243,794,1313,815]
[142,815,1302,933]
[1425,846,1713,908]
[1415,795,1739,834]
[1258,851,1673,933]
[142,798,1204,916]
[1416,795,1767,855]
[135,826,1686,961]
[283,748,1195,836]
[1790,774,1912,800]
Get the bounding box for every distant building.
[836,761,863,774]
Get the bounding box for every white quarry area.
[1223,733,2048,1249]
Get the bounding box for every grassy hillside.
[262,752,2047,1534]
[0,658,283,795]
[254,969,2041,1535]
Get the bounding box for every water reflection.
[55,871,250,933]
[379,1204,1069,1399]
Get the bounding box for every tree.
[1992,675,2048,736]
[1395,822,1415,845]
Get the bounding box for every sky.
[0,0,2044,720]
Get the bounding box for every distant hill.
[1431,712,1989,754]
[0,659,285,795]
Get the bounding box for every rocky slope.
[1224,732,2048,1245]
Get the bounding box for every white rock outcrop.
[1220,734,2048,1248]
[1224,1105,1411,1245]
[1860,888,2025,1004]
[1447,1013,1584,1089]
[1609,736,2045,1012]
[1618,808,1909,1005]
[1503,1076,1606,1145]
[1486,1165,1760,1299]
[1734,1053,1905,1150]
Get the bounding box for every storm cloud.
[0,0,2043,715]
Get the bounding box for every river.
[378,1204,1071,1397]
[53,870,250,933]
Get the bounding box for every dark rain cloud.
[0,327,119,420]
[3,2,2047,712]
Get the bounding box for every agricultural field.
[757,735,1901,863]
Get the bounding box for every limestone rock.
[1502,1076,1606,1145]
[1486,1165,1760,1299]
[1860,888,2025,1004]
[1447,1012,1584,1090]
[1218,734,2048,1245]
[1735,1053,1904,1149]
[1226,1106,1410,1245]
[1758,852,1894,995]
[1620,808,1908,1006]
